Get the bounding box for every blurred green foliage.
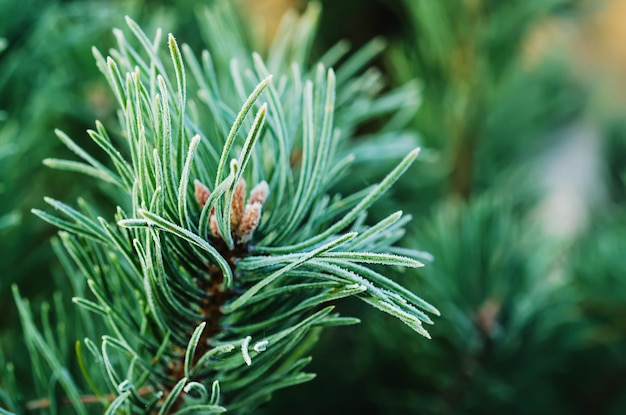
[265,0,626,414]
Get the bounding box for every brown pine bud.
[209,213,221,240]
[248,180,269,206]
[236,202,262,244]
[194,180,211,207]
[230,178,247,232]
[475,298,501,337]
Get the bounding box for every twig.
[25,386,155,411]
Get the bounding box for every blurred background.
[2,0,626,413]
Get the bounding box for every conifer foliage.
[2,2,436,413]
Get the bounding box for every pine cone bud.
[248,180,269,205]
[230,178,247,232]
[209,213,221,240]
[237,202,262,244]
[194,180,211,207]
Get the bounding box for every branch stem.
[25,386,155,411]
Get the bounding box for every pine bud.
[230,179,247,232]
[248,180,269,205]
[237,202,262,244]
[475,298,500,336]
[209,213,221,240]
[194,180,211,207]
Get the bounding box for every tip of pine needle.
[409,147,421,159]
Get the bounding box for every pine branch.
[8,2,437,413]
